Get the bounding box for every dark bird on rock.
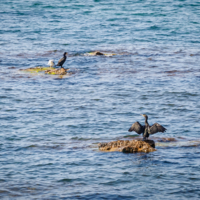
[56,52,68,68]
[128,114,166,140]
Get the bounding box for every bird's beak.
[140,114,144,117]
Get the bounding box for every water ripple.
[1,0,200,199]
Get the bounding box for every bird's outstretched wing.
[149,123,166,135]
[128,121,144,134]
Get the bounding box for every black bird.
[56,52,68,68]
[128,114,166,140]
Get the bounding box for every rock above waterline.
[45,68,70,75]
[86,51,116,56]
[98,139,156,153]
[20,66,71,75]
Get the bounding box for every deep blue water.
[1,0,200,199]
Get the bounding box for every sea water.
[1,0,200,199]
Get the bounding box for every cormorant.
[56,52,68,68]
[48,60,55,68]
[128,114,166,140]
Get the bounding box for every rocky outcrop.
[20,66,71,75]
[45,67,70,75]
[98,139,156,153]
[91,51,104,56]
[19,66,51,73]
[86,51,116,56]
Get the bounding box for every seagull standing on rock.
[48,60,55,68]
[56,52,68,68]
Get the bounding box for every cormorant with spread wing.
[128,114,166,140]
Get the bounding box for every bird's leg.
[143,129,148,141]
[142,132,146,141]
[142,137,147,141]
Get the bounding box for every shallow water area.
[1,0,200,199]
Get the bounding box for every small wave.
[149,25,160,30]
[15,144,65,151]
[57,178,73,183]
[156,139,200,148]
[71,137,94,141]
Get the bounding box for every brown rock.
[45,68,70,75]
[19,66,51,72]
[87,51,104,56]
[94,51,104,55]
[98,139,156,153]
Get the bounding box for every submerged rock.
[98,139,155,153]
[156,137,177,142]
[20,66,51,73]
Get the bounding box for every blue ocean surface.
[1,0,200,199]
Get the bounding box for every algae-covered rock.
[98,139,155,153]
[45,68,70,75]
[19,66,71,76]
[20,66,52,73]
[86,51,116,57]
[90,51,104,56]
